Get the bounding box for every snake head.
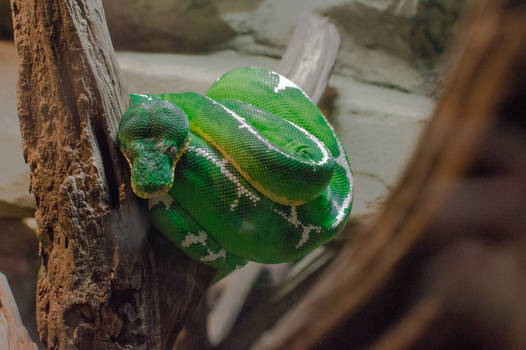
[118,95,190,199]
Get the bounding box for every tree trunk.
[11,0,213,349]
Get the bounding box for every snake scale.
[118,67,353,281]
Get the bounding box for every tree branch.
[275,12,340,104]
[10,0,213,348]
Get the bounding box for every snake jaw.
[130,159,174,199]
[126,136,191,199]
[132,183,172,199]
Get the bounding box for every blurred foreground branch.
[253,0,526,349]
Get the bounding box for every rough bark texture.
[252,0,526,349]
[11,0,213,349]
[0,273,38,350]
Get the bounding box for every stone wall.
[103,0,236,52]
[98,0,467,93]
[219,0,466,93]
[0,1,466,90]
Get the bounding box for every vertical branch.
[10,0,173,348]
[11,0,217,347]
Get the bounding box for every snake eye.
[167,146,178,158]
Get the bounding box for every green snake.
[118,67,353,281]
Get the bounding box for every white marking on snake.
[205,97,331,165]
[230,199,239,212]
[274,206,321,249]
[296,226,315,249]
[188,146,260,207]
[201,249,227,262]
[181,230,208,248]
[273,73,309,99]
[321,118,354,228]
[148,194,174,210]
[290,207,299,227]
[134,94,154,102]
[240,220,256,232]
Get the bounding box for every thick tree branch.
[9,0,214,348]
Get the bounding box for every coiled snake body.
[118,67,353,280]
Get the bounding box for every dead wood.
[10,0,213,349]
[252,0,526,349]
[0,273,38,350]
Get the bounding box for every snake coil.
[118,67,353,280]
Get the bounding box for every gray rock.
[118,50,278,94]
[97,0,466,92]
[0,41,34,218]
[103,0,235,52]
[410,0,468,59]
[242,0,346,48]
[220,0,466,93]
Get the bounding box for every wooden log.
[10,0,213,349]
[252,0,526,349]
[0,273,38,350]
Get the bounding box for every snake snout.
[130,153,175,199]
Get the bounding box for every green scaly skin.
[118,67,353,281]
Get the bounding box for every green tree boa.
[118,67,353,281]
